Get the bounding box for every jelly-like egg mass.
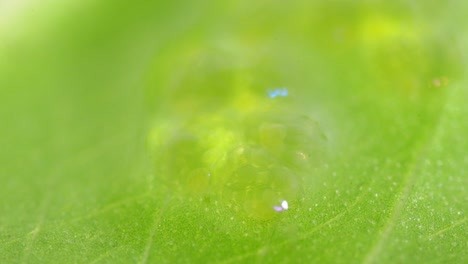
[147,53,327,219]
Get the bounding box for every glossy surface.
[1,1,466,263]
[149,87,327,219]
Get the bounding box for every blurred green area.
[1,0,467,263]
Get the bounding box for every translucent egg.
[187,168,211,195]
[221,159,300,220]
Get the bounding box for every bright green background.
[1,1,467,263]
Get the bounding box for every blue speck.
[268,88,288,98]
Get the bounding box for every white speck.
[375,193,379,197]
[274,200,289,212]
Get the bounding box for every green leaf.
[1,1,466,263]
